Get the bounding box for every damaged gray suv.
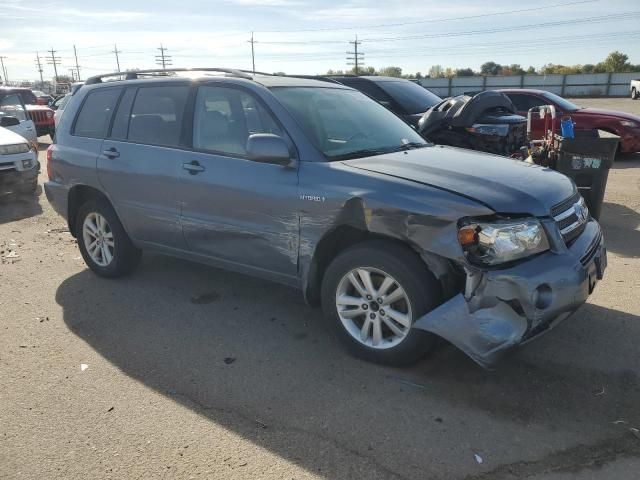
[45,68,607,367]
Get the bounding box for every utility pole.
[69,69,76,82]
[112,44,122,71]
[47,48,61,82]
[248,32,256,74]
[0,56,8,84]
[346,35,364,75]
[35,52,44,87]
[155,44,172,70]
[73,45,81,81]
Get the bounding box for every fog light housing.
[22,158,33,169]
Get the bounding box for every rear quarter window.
[73,88,122,138]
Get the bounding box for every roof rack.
[85,67,253,85]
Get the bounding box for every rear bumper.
[44,180,69,221]
[413,219,606,368]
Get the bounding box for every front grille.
[28,110,48,124]
[552,193,588,245]
[0,161,15,171]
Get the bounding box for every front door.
[179,84,299,279]
[98,84,190,250]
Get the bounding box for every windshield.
[540,91,580,112]
[377,80,442,114]
[271,87,428,160]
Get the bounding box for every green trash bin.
[552,129,619,220]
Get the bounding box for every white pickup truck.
[631,79,640,100]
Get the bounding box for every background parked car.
[0,87,56,140]
[0,125,39,196]
[321,76,442,127]
[0,90,38,149]
[631,79,640,100]
[50,93,71,128]
[32,90,54,105]
[499,88,640,154]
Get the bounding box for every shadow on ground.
[0,186,43,225]
[56,255,640,479]
[599,201,640,258]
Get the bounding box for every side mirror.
[0,116,20,127]
[246,134,291,166]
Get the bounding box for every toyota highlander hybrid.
[44,69,607,367]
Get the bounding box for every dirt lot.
[1,97,639,480]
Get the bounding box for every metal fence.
[418,71,640,98]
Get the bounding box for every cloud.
[229,0,302,5]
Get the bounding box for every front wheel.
[632,88,638,100]
[76,199,141,278]
[321,241,442,366]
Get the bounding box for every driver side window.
[0,94,27,122]
[193,86,283,157]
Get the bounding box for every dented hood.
[342,145,575,216]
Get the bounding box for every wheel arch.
[303,224,458,306]
[67,185,113,237]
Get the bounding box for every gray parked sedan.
[44,68,606,367]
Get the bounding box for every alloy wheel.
[82,212,115,267]
[335,267,413,349]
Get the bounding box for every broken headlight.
[458,218,549,266]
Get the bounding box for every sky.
[1,0,639,82]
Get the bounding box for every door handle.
[102,148,120,159]
[182,161,205,174]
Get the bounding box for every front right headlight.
[0,143,30,155]
[458,218,550,266]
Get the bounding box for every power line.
[155,44,172,70]
[254,0,597,33]
[258,11,640,45]
[46,48,61,82]
[346,35,364,74]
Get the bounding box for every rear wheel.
[76,199,141,278]
[321,241,442,366]
[632,88,638,100]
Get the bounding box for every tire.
[632,88,638,100]
[49,126,56,141]
[321,241,442,366]
[76,198,141,278]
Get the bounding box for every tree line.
[324,51,639,79]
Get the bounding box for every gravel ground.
[1,97,639,479]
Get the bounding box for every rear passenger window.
[73,89,121,138]
[128,86,189,147]
[193,86,283,156]
[110,88,137,140]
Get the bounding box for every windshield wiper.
[396,142,428,151]
[330,148,397,161]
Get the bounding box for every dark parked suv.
[45,68,607,367]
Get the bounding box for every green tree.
[455,68,475,76]
[526,66,536,74]
[480,61,501,75]
[378,66,402,77]
[601,51,631,72]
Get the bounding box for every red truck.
[499,88,640,154]
[0,87,56,140]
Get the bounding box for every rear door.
[99,84,190,250]
[179,83,299,278]
[0,93,37,145]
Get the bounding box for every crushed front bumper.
[0,162,39,196]
[413,219,606,368]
